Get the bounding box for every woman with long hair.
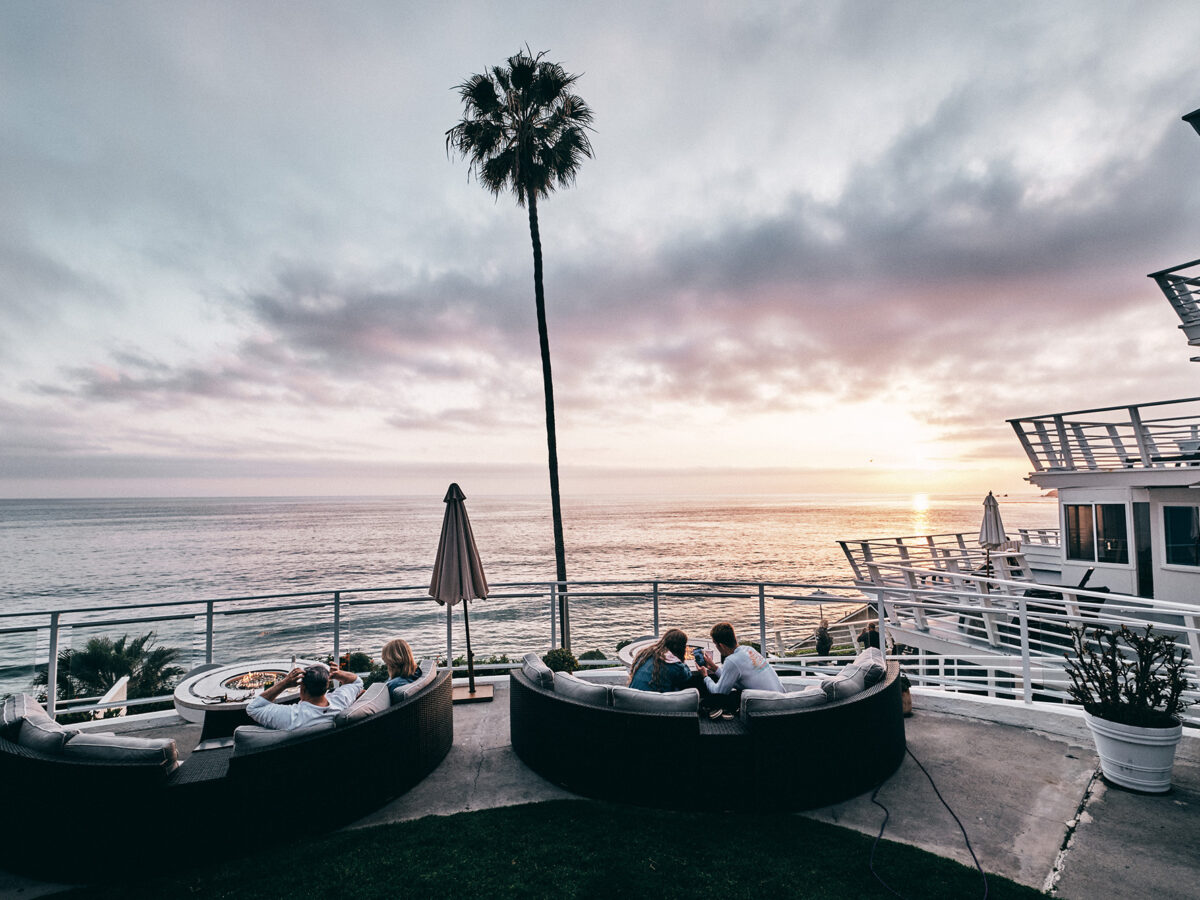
[381,638,422,689]
[627,628,692,693]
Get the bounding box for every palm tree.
[33,632,185,705]
[447,47,594,649]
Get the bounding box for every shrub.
[340,651,373,672]
[1064,625,1193,728]
[542,648,578,673]
[577,649,607,661]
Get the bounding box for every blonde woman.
[627,628,692,693]
[382,638,422,689]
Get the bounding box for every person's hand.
[702,651,715,668]
[283,667,304,686]
[330,666,358,685]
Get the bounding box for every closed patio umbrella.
[978,491,1008,588]
[430,483,492,702]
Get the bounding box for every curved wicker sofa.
[510,660,905,811]
[0,668,453,876]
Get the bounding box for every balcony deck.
[1008,397,1200,486]
[2,681,1198,899]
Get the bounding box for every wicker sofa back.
[510,661,905,810]
[0,668,453,876]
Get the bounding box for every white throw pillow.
[741,686,828,721]
[552,672,611,706]
[16,715,69,754]
[336,682,391,726]
[821,664,869,701]
[1,693,50,740]
[854,647,885,667]
[611,686,699,712]
[392,661,439,701]
[522,652,555,689]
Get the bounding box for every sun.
[911,493,930,512]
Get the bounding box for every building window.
[1065,503,1128,564]
[1164,506,1200,567]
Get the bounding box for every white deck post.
[1017,597,1033,704]
[45,612,60,719]
[758,584,767,654]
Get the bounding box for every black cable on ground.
[868,746,989,900]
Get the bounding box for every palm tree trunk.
[527,194,570,649]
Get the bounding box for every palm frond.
[447,48,594,204]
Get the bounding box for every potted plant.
[1064,624,1193,793]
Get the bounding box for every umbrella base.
[452,683,495,704]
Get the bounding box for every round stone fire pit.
[174,658,322,723]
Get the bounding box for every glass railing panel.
[335,593,446,671]
[49,614,194,719]
[210,597,335,666]
[0,619,41,702]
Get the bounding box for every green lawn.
[56,800,1045,899]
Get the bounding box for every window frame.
[1063,502,1130,566]
[1162,504,1200,568]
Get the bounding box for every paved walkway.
[2,686,1198,899]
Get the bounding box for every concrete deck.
[2,685,1198,899]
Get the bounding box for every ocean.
[0,493,1058,695]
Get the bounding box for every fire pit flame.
[222,670,286,691]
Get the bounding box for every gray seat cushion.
[232,718,336,756]
[522,652,554,690]
[741,685,828,720]
[611,686,699,712]
[336,682,390,726]
[552,671,611,706]
[63,732,179,769]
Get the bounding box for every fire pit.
[222,670,288,692]
[174,658,322,723]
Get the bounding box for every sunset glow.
[2,3,1199,499]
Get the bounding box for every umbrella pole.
[463,601,476,694]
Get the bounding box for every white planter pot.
[1084,711,1183,793]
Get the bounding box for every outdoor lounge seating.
[0,666,453,876]
[509,651,905,811]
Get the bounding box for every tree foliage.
[446,47,594,206]
[32,631,185,702]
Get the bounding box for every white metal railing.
[0,579,867,718]
[1008,397,1200,473]
[850,559,1200,727]
[839,533,1034,590]
[1150,257,1200,346]
[6,573,1198,728]
[1017,527,1060,548]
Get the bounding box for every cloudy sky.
[4,1,1200,499]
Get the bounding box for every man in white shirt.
[699,621,783,718]
[246,662,363,731]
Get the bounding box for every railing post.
[758,584,767,654]
[1130,405,1153,466]
[1017,597,1033,704]
[46,612,60,719]
[332,591,341,663]
[652,582,660,635]
[550,584,557,649]
[205,600,214,664]
[1053,415,1076,469]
